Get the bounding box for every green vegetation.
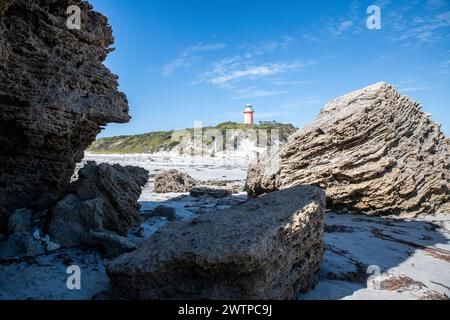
[87,122,298,154]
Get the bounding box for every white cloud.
[373,56,386,64]
[191,38,316,104]
[164,36,296,79]
[211,63,302,84]
[200,60,313,85]
[302,0,449,46]
[244,36,295,58]
[387,9,450,45]
[189,35,306,86]
[231,87,287,99]
[301,33,326,43]
[166,36,316,106]
[427,0,447,9]
[302,1,363,43]
[331,20,354,36]
[162,43,226,76]
[268,79,312,86]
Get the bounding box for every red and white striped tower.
[243,104,254,126]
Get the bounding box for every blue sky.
[89,0,450,137]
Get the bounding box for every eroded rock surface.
[46,162,149,247]
[153,169,197,193]
[0,0,130,214]
[107,186,326,300]
[154,169,245,195]
[246,83,450,216]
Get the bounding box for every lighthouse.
[243,104,254,126]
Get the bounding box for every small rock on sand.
[153,169,197,193]
[145,205,177,221]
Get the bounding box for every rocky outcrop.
[106,186,326,300]
[153,169,197,193]
[46,162,148,247]
[154,169,244,195]
[0,0,130,214]
[246,83,450,216]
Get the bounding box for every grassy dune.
[88,122,297,154]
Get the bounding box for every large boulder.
[153,169,197,193]
[46,162,149,247]
[106,186,326,300]
[246,83,450,216]
[0,0,130,214]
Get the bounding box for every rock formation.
[106,186,326,300]
[154,169,244,195]
[153,169,197,193]
[246,83,450,216]
[0,0,130,216]
[46,162,149,247]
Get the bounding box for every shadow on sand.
[301,212,450,299]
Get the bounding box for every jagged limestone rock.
[153,169,197,193]
[0,0,130,214]
[154,169,244,195]
[46,162,149,247]
[245,83,450,216]
[106,186,326,300]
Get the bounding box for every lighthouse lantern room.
[243,104,254,126]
